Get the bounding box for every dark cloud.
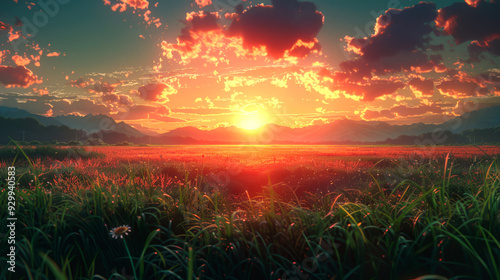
[90,81,119,94]
[341,79,405,102]
[0,66,39,88]
[408,76,434,97]
[162,0,324,64]
[177,11,221,45]
[362,104,443,120]
[436,70,500,98]
[102,93,133,106]
[339,51,446,80]
[138,83,176,102]
[436,0,500,61]
[346,2,437,60]
[320,69,404,101]
[226,0,324,58]
[330,77,405,102]
[342,2,438,78]
[50,99,111,116]
[187,11,220,33]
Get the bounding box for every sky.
[0,0,499,134]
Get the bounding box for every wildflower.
[109,225,131,239]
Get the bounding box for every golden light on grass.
[109,225,131,239]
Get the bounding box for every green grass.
[0,146,104,163]
[0,145,499,280]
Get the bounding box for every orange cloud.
[195,0,212,8]
[0,21,12,32]
[105,0,149,11]
[292,70,339,99]
[11,55,31,66]
[8,30,21,42]
[33,87,49,96]
[46,52,61,57]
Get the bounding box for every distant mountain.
[439,105,500,132]
[161,105,500,143]
[0,106,64,127]
[1,104,499,145]
[0,106,143,138]
[54,114,143,137]
[0,116,86,144]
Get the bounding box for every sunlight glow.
[235,113,270,130]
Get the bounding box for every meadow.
[0,144,499,280]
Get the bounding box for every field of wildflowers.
[0,145,499,279]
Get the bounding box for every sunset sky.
[0,0,499,134]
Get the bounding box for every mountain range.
[1,105,499,144]
[161,105,500,143]
[0,106,143,137]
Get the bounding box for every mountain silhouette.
[0,106,143,138]
[1,105,499,144]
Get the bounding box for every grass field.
[0,145,499,280]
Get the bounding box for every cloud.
[408,76,434,97]
[162,0,324,65]
[114,104,185,122]
[11,55,31,66]
[46,52,61,57]
[337,79,405,102]
[161,11,224,65]
[0,21,13,32]
[90,81,120,94]
[50,99,111,116]
[436,0,500,62]
[171,107,232,115]
[102,93,133,106]
[69,78,88,88]
[453,99,479,115]
[195,0,212,8]
[342,2,439,78]
[226,0,324,59]
[0,97,53,116]
[319,69,403,101]
[137,83,177,102]
[105,0,149,12]
[437,70,500,98]
[121,0,149,9]
[361,104,443,120]
[292,70,340,99]
[0,66,40,88]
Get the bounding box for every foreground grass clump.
[0,150,499,280]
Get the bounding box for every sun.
[235,113,270,130]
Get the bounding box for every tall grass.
[0,145,498,279]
